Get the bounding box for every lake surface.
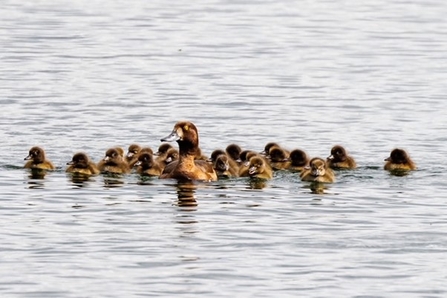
[1,0,447,297]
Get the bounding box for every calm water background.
[1,0,447,297]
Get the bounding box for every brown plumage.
[287,149,309,172]
[159,121,217,181]
[384,148,416,171]
[226,143,242,163]
[327,145,357,169]
[97,148,130,174]
[24,146,55,170]
[213,154,239,178]
[154,143,174,164]
[267,146,290,170]
[66,152,99,175]
[134,152,163,176]
[126,144,142,166]
[245,156,273,179]
[300,157,335,183]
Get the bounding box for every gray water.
[1,0,447,297]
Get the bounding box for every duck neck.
[177,140,198,157]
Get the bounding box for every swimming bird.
[66,152,99,175]
[300,157,335,183]
[97,147,130,174]
[134,152,163,176]
[126,144,142,167]
[24,146,55,170]
[287,149,309,172]
[327,145,357,169]
[159,121,217,181]
[384,148,416,171]
[246,155,273,179]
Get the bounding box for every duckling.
[384,148,416,171]
[24,146,55,170]
[159,121,217,181]
[267,146,290,170]
[300,157,335,183]
[208,149,226,163]
[213,154,239,178]
[66,152,99,175]
[238,151,260,177]
[287,149,309,172]
[155,143,174,163]
[246,156,273,179]
[126,144,142,166]
[226,143,242,164]
[327,145,357,169]
[157,147,179,167]
[97,148,130,174]
[260,142,281,156]
[134,152,163,176]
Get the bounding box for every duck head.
[327,145,347,162]
[308,157,327,177]
[67,152,90,168]
[25,146,46,164]
[385,148,409,164]
[161,121,199,156]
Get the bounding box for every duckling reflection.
[308,181,329,194]
[102,174,125,188]
[247,178,268,189]
[27,168,49,180]
[175,181,198,208]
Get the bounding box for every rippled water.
[2,0,447,296]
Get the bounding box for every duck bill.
[327,155,334,160]
[160,130,181,142]
[311,169,322,176]
[126,152,134,159]
[248,166,257,175]
[67,160,75,165]
[134,161,141,167]
[24,155,32,160]
[384,157,391,161]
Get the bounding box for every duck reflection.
[102,173,125,188]
[247,178,268,189]
[27,168,48,180]
[175,181,198,208]
[67,173,94,187]
[307,181,329,194]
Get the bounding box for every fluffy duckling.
[260,142,279,155]
[155,143,174,163]
[24,146,55,170]
[159,121,217,181]
[213,154,239,178]
[384,148,416,171]
[134,152,163,176]
[126,144,142,166]
[97,148,130,174]
[300,157,335,183]
[238,151,259,177]
[267,146,290,170]
[287,149,309,172]
[226,143,242,164]
[66,152,99,175]
[327,145,357,169]
[245,156,273,179]
[208,149,226,163]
